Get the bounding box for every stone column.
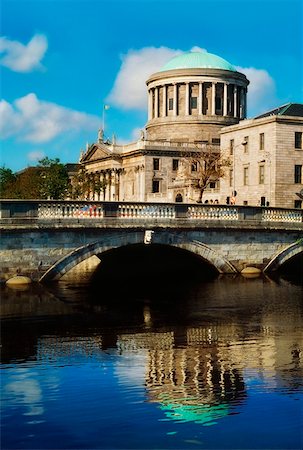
[148,89,153,120]
[240,87,244,118]
[111,171,116,200]
[223,83,228,116]
[140,167,145,201]
[212,82,216,115]
[185,82,190,115]
[233,85,238,118]
[198,82,203,115]
[162,85,167,117]
[244,88,247,118]
[154,87,159,118]
[173,83,178,116]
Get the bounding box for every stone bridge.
[0,200,302,281]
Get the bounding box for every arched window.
[175,193,183,203]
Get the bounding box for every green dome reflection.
[158,394,229,425]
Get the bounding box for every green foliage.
[0,158,70,199]
[38,157,69,199]
[0,167,16,198]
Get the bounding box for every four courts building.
[79,51,303,209]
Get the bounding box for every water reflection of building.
[116,326,246,425]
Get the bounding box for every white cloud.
[0,93,100,143]
[190,46,207,53]
[107,47,278,117]
[236,66,277,116]
[0,34,48,73]
[107,46,182,110]
[28,150,45,161]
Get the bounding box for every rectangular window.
[191,162,197,172]
[209,181,216,189]
[243,166,249,185]
[259,133,265,150]
[168,98,173,111]
[153,158,160,171]
[294,200,302,209]
[152,180,160,193]
[259,165,265,184]
[294,165,302,183]
[172,159,179,171]
[229,169,233,187]
[212,138,220,145]
[230,139,234,155]
[243,136,249,153]
[295,132,302,149]
[191,97,197,109]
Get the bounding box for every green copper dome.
[160,51,236,72]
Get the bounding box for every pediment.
[81,144,113,162]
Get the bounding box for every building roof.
[159,51,236,72]
[254,103,303,119]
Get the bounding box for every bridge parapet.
[0,200,302,226]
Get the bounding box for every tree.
[38,157,69,199]
[179,145,231,203]
[0,167,16,198]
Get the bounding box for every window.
[294,200,302,209]
[230,139,234,155]
[191,162,197,172]
[209,181,216,189]
[168,98,173,111]
[294,165,302,183]
[259,133,265,150]
[229,169,233,187]
[259,165,265,184]
[243,136,249,153]
[152,180,160,193]
[295,132,302,149]
[212,138,220,145]
[172,159,179,171]
[243,166,249,185]
[153,158,160,171]
[191,97,197,109]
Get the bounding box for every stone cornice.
[220,114,303,134]
[147,68,249,86]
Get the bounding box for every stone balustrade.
[38,203,104,219]
[188,206,238,220]
[1,200,302,225]
[262,208,302,223]
[118,203,175,219]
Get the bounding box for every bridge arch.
[40,231,237,282]
[263,240,303,273]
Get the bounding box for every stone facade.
[220,115,303,208]
[78,51,302,208]
[146,68,248,142]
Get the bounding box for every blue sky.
[1,0,302,171]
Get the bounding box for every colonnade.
[84,166,146,202]
[85,169,123,201]
[148,81,247,120]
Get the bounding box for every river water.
[1,255,302,450]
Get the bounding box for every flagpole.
[102,105,105,133]
[102,104,110,135]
